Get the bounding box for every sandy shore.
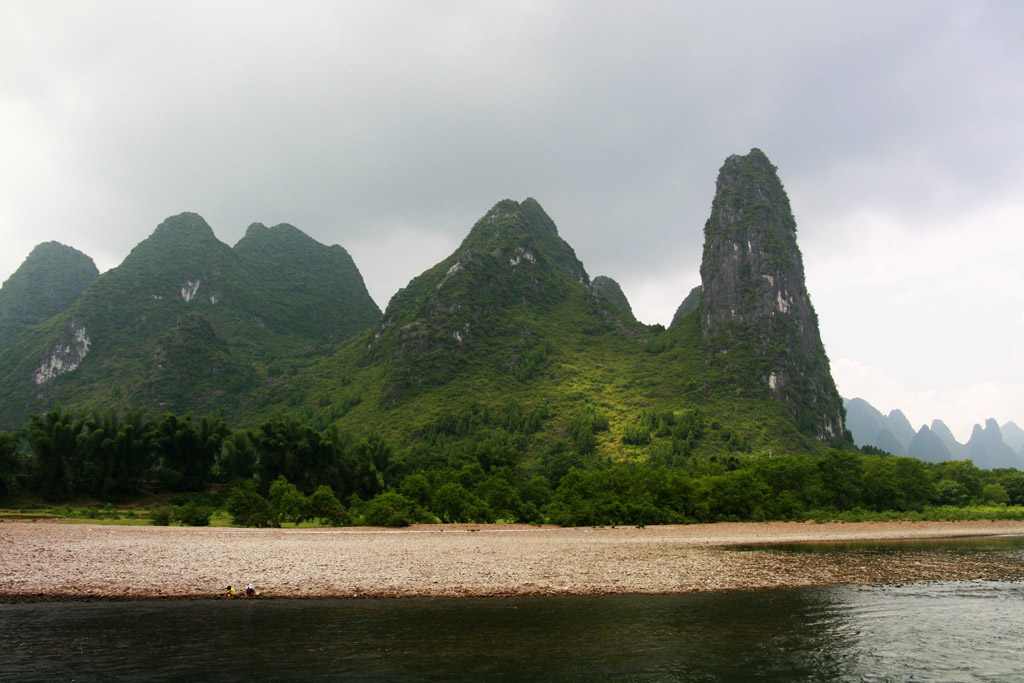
[2,520,1023,602]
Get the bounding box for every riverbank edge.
[3,520,1024,603]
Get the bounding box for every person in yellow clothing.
[225,585,237,598]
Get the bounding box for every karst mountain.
[1,150,853,465]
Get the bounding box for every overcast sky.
[2,1,1022,442]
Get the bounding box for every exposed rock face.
[699,149,845,443]
[33,318,90,385]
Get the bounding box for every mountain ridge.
[845,396,1023,469]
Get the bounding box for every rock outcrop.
[671,285,702,327]
[590,276,636,323]
[699,149,846,443]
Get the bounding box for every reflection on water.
[2,538,1023,682]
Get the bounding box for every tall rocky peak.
[458,198,589,284]
[115,212,241,302]
[367,198,593,405]
[0,241,98,334]
[380,198,588,326]
[698,149,845,443]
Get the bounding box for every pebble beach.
[2,520,1023,602]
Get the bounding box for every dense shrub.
[361,492,431,527]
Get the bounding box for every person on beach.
[225,585,236,598]
[245,583,255,597]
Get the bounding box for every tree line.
[1,405,1023,527]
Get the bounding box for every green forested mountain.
[0,241,98,341]
[234,222,380,341]
[20,151,1024,524]
[0,213,380,426]
[0,152,847,468]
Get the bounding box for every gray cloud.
[2,0,1022,437]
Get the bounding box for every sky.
[2,0,1022,442]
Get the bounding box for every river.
[2,537,1022,681]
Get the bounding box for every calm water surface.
[2,537,1022,682]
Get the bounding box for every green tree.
[362,491,430,527]
[80,408,155,500]
[226,480,274,527]
[155,413,227,491]
[252,415,347,495]
[817,449,865,511]
[217,431,256,482]
[0,431,21,499]
[268,475,310,525]
[26,406,86,501]
[432,482,492,523]
[308,485,345,525]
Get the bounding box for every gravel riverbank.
[2,520,1023,601]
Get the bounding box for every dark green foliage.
[149,507,174,526]
[268,475,310,525]
[361,491,431,527]
[251,415,344,495]
[308,484,346,525]
[25,406,86,502]
[154,413,227,492]
[0,241,98,339]
[227,481,275,527]
[233,223,381,340]
[173,502,214,526]
[0,430,21,499]
[79,408,155,501]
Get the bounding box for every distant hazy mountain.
[931,420,969,460]
[886,409,916,453]
[844,397,887,448]
[873,428,906,457]
[844,397,1023,469]
[1002,421,1024,455]
[966,419,1024,470]
[843,398,914,455]
[907,425,951,463]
